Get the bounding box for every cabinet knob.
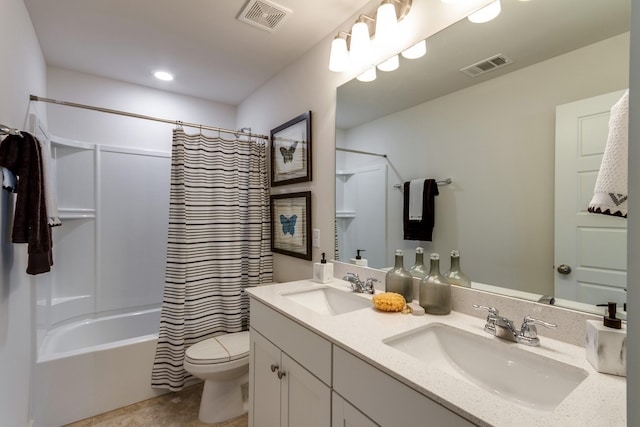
[270,364,279,373]
[277,370,286,379]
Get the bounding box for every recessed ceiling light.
[154,71,174,81]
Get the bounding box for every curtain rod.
[336,147,387,158]
[29,95,269,140]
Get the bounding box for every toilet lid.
[185,331,250,365]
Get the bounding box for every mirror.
[335,0,631,313]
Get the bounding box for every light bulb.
[375,1,398,48]
[350,19,372,68]
[401,40,427,59]
[154,71,174,81]
[377,55,399,72]
[356,67,377,82]
[329,36,349,72]
[468,0,501,23]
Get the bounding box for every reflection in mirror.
[335,0,630,315]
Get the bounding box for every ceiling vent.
[237,0,292,32]
[460,54,513,77]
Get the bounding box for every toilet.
[183,331,250,424]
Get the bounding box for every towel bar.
[393,178,452,190]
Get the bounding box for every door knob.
[557,264,572,275]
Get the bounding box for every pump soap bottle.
[313,253,333,284]
[585,302,626,376]
[349,249,368,267]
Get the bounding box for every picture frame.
[270,111,312,186]
[270,191,312,260]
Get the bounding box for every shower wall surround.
[34,131,171,343]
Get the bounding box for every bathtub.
[33,308,168,427]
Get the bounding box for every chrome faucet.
[473,305,557,346]
[343,273,377,294]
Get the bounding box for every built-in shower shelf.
[58,208,96,220]
[336,210,356,218]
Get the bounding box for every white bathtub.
[33,308,168,427]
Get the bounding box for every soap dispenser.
[585,302,626,376]
[349,249,368,267]
[313,253,333,284]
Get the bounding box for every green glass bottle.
[409,247,428,279]
[419,253,451,315]
[444,250,471,288]
[385,249,414,303]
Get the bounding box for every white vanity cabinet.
[249,300,332,427]
[332,392,378,427]
[333,347,476,427]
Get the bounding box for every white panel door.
[331,392,378,427]
[250,329,282,427]
[281,353,331,427]
[554,90,627,304]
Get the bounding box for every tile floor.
[64,383,248,427]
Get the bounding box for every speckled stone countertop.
[246,279,626,427]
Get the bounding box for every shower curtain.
[151,129,273,391]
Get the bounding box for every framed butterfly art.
[270,191,312,260]
[270,111,311,187]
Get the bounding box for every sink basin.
[383,323,588,410]
[282,287,372,316]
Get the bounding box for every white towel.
[409,179,425,221]
[36,136,62,226]
[2,166,16,192]
[588,90,628,218]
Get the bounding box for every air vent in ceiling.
[237,0,292,32]
[460,54,513,77]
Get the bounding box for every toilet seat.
[185,331,249,365]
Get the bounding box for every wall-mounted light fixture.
[468,0,501,23]
[400,39,426,60]
[328,0,413,81]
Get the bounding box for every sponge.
[372,292,407,313]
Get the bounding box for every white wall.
[0,0,47,425]
[339,33,629,295]
[46,67,237,152]
[237,0,491,283]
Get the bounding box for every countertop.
[246,279,626,427]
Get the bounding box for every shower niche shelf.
[58,208,97,220]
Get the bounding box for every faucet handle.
[520,315,557,338]
[473,304,499,316]
[363,277,379,294]
[343,272,359,281]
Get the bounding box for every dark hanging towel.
[403,179,439,241]
[0,132,53,274]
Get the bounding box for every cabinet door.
[250,329,282,427]
[282,353,331,427]
[332,392,378,427]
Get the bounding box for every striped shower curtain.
[151,129,273,391]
